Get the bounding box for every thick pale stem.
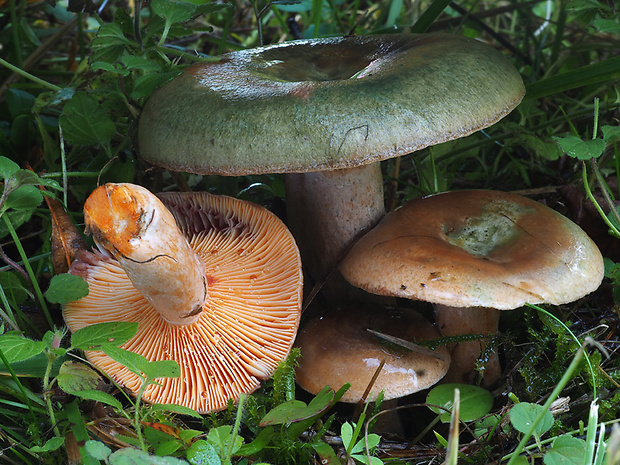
[285,163,385,300]
[83,183,206,325]
[434,305,501,385]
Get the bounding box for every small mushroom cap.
[138,34,524,175]
[64,192,303,413]
[340,190,604,309]
[295,306,450,403]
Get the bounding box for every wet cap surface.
[340,190,604,309]
[139,34,525,175]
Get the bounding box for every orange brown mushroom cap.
[295,305,450,403]
[340,190,604,309]
[64,184,303,413]
[340,189,604,384]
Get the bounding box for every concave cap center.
[246,40,403,82]
[443,201,532,257]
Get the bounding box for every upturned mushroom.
[295,305,450,403]
[340,190,604,384]
[63,183,303,412]
[137,34,525,297]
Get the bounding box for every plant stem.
[225,393,246,463]
[2,216,54,329]
[504,340,588,465]
[582,162,620,239]
[0,57,61,91]
[42,351,61,437]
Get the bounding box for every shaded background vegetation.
[0,0,619,463]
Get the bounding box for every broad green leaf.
[12,169,43,187]
[102,344,180,380]
[131,70,181,100]
[152,0,197,25]
[90,22,132,63]
[602,125,620,144]
[72,389,123,409]
[45,274,89,304]
[0,157,19,181]
[5,89,35,117]
[149,403,201,418]
[142,359,180,380]
[544,435,586,465]
[554,135,605,160]
[57,361,100,394]
[592,18,620,34]
[341,421,353,450]
[100,343,149,376]
[311,441,340,465]
[0,271,28,304]
[0,334,46,363]
[71,322,139,350]
[59,92,116,147]
[30,436,65,453]
[207,425,243,458]
[187,440,220,465]
[427,383,493,422]
[350,434,380,454]
[351,453,383,465]
[84,440,112,460]
[509,402,554,436]
[235,426,274,457]
[0,352,68,378]
[108,447,190,464]
[5,185,43,210]
[121,55,161,72]
[260,387,334,426]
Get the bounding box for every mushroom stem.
[83,183,206,325]
[285,163,385,299]
[434,305,501,385]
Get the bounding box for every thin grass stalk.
[410,0,452,33]
[0,348,40,431]
[225,393,246,463]
[2,216,54,329]
[0,283,20,331]
[42,351,61,437]
[444,388,460,465]
[582,163,620,239]
[0,57,61,91]
[529,304,597,397]
[505,340,588,465]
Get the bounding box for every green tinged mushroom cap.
[138,34,525,175]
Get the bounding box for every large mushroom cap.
[340,190,604,310]
[138,34,525,175]
[295,306,450,403]
[64,191,303,413]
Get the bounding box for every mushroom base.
[434,305,501,385]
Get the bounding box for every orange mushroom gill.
[64,184,303,413]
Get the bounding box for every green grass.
[1,0,620,463]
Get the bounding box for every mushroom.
[63,183,303,412]
[137,34,525,297]
[339,189,605,384]
[295,305,450,403]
